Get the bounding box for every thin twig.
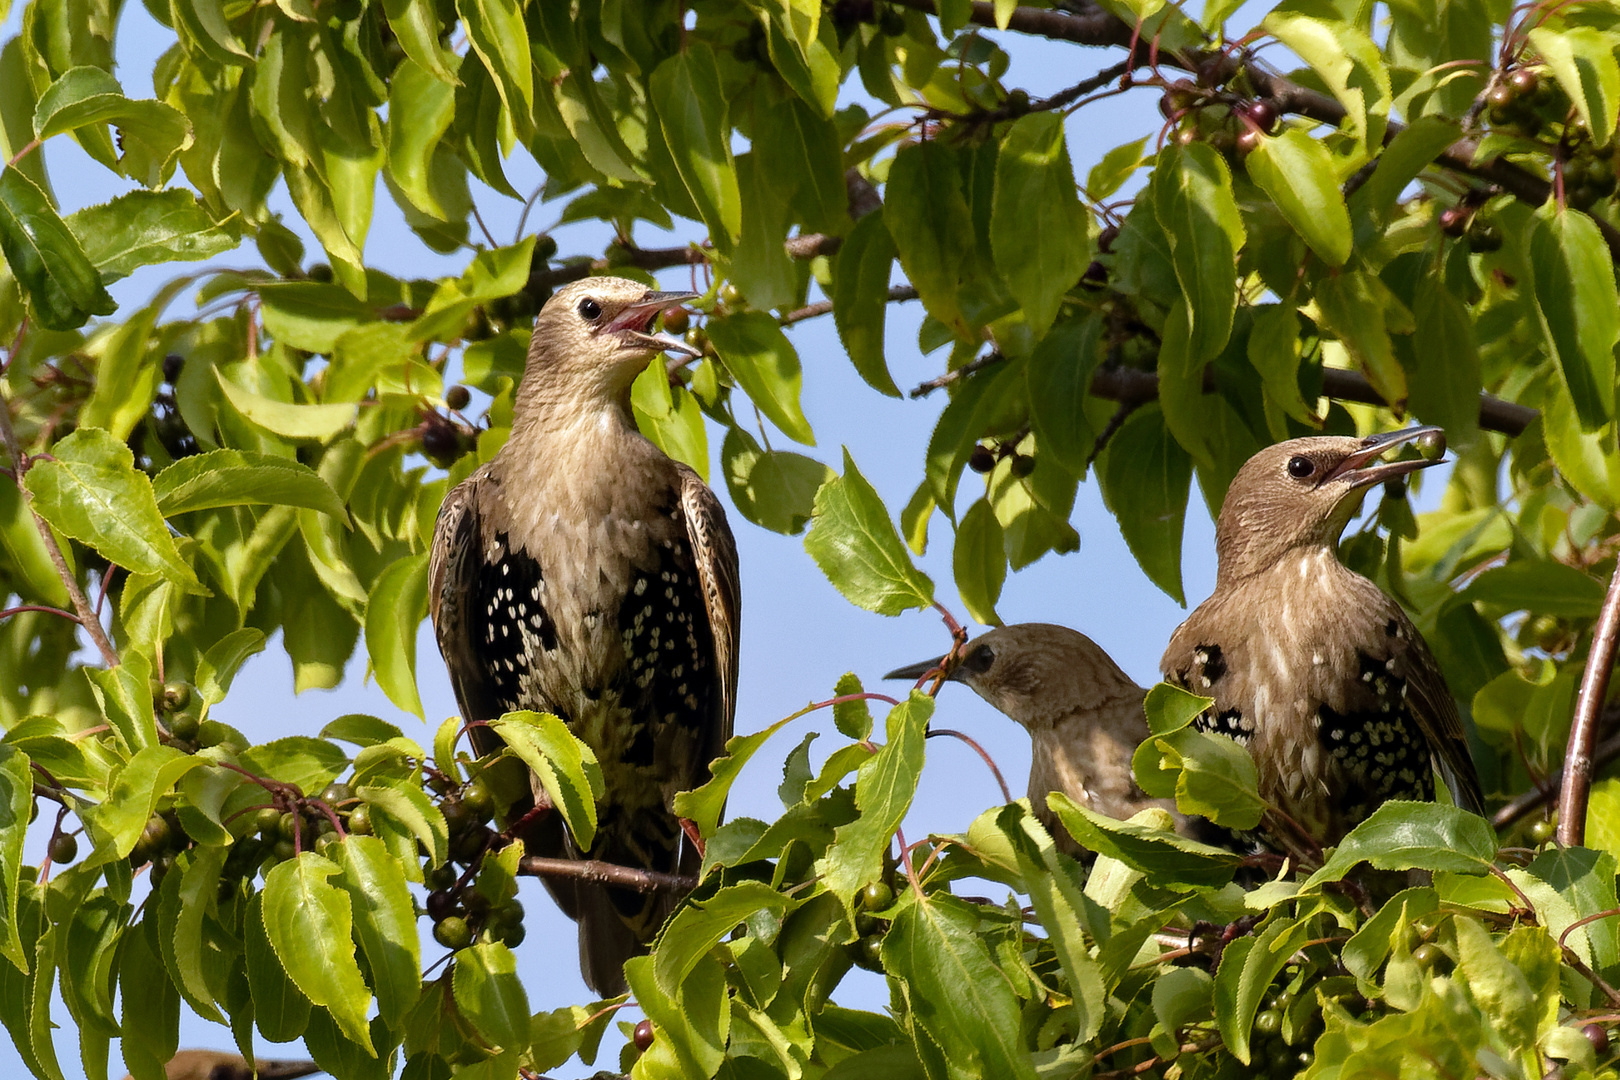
[517,856,695,894]
[909,351,1005,398]
[0,604,79,623]
[1494,726,1620,829]
[1559,558,1620,847]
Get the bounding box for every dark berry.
[49,834,78,863]
[444,385,471,411]
[968,445,997,474]
[1508,69,1538,96]
[420,417,464,462]
[1585,1024,1610,1054]
[306,263,334,283]
[1004,89,1030,115]
[661,307,689,334]
[425,889,456,921]
[1438,206,1471,237]
[499,922,526,947]
[534,234,558,260]
[1242,100,1278,133]
[1009,454,1036,478]
[425,862,458,891]
[162,353,184,384]
[1486,84,1515,110]
[1081,260,1107,287]
[633,1019,655,1051]
[1235,129,1262,156]
[1097,225,1120,254]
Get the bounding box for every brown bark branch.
[781,286,918,326]
[1558,561,1620,847]
[518,855,696,895]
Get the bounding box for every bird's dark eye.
[1286,456,1315,480]
[578,298,602,321]
[963,645,995,674]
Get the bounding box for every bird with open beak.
[887,623,1182,857]
[1161,427,1484,862]
[430,277,740,994]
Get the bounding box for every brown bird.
[125,1049,321,1080]
[429,277,740,994]
[887,623,1181,856]
[1161,428,1484,861]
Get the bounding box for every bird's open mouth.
[608,291,702,357]
[1327,426,1446,488]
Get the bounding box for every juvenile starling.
[125,1050,319,1080]
[1161,428,1484,860]
[887,623,1181,856]
[429,277,740,994]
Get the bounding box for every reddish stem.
[1559,557,1620,847]
[0,604,79,623]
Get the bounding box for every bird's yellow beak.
[607,290,702,357]
[1326,426,1446,489]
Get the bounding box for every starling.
[126,1050,319,1080]
[1161,427,1484,860]
[887,623,1181,856]
[429,277,740,994]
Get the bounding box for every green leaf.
[649,43,740,245]
[754,95,847,235]
[880,893,1038,1080]
[66,190,240,280]
[1460,559,1605,617]
[707,312,815,445]
[998,804,1106,1042]
[386,58,461,223]
[1405,277,1481,450]
[452,942,529,1049]
[818,692,932,903]
[1026,314,1103,475]
[118,919,179,1079]
[216,370,359,441]
[654,881,795,995]
[379,0,456,82]
[356,781,448,868]
[720,427,833,536]
[334,836,420,1029]
[1086,135,1150,201]
[257,281,372,353]
[1244,128,1353,266]
[992,112,1088,338]
[261,854,375,1053]
[1528,203,1617,430]
[32,67,191,187]
[1453,917,1543,1054]
[1152,141,1243,359]
[364,553,430,720]
[1143,682,1214,735]
[673,710,801,837]
[1098,406,1190,605]
[730,153,797,312]
[454,0,531,121]
[1215,915,1313,1063]
[1355,117,1461,218]
[95,746,202,859]
[488,711,603,852]
[1047,796,1240,887]
[170,0,251,64]
[1247,304,1317,426]
[1312,269,1411,408]
[0,168,115,329]
[885,140,975,336]
[1134,728,1265,829]
[24,428,204,592]
[804,450,934,616]
[153,449,347,518]
[831,211,902,397]
[157,845,228,1024]
[86,656,159,750]
[0,745,29,972]
[243,893,311,1043]
[1302,801,1496,889]
[1529,25,1620,148]
[631,367,709,481]
[1263,8,1391,147]
[952,498,1005,626]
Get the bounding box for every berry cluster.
[421,777,526,951]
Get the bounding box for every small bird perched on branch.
[887,623,1180,856]
[430,277,740,995]
[125,1049,320,1080]
[1161,428,1485,861]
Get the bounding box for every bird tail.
[573,816,695,996]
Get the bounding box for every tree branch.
[782,286,918,326]
[518,856,696,895]
[1558,560,1620,847]
[1495,724,1620,830]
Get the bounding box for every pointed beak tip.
[883,658,947,682]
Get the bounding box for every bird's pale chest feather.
[1163,548,1435,844]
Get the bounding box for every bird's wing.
[429,473,501,756]
[677,464,741,771]
[1392,610,1486,816]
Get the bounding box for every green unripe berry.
[861,881,893,911]
[461,778,494,822]
[1254,1008,1283,1037]
[348,804,373,836]
[433,915,473,950]
[49,834,78,864]
[319,782,353,806]
[445,385,471,411]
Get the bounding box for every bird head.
[524,277,701,401]
[884,623,1140,730]
[1213,427,1446,581]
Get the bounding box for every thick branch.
[782,286,918,326]
[518,856,696,895]
[1558,560,1620,847]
